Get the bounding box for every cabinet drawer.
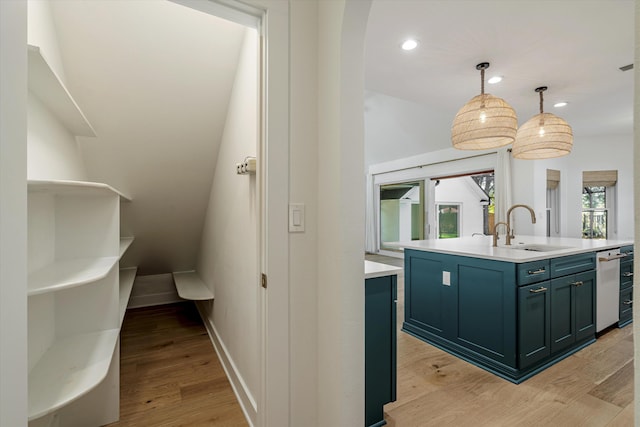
[517,260,550,286]
[619,287,633,323]
[620,245,634,258]
[620,262,634,290]
[550,253,596,278]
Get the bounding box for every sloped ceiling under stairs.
[50,0,246,274]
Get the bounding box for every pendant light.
[512,86,573,159]
[451,62,518,150]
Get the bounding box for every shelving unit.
[120,237,135,258]
[28,256,119,296]
[28,45,96,137]
[27,43,135,426]
[28,330,120,421]
[27,180,133,425]
[119,267,137,326]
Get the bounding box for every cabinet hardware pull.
[599,254,628,262]
[623,300,633,305]
[527,268,546,275]
[622,272,634,277]
[529,287,548,293]
[571,281,584,287]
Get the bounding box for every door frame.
[170,1,290,426]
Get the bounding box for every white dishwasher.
[596,248,622,332]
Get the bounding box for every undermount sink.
[509,243,574,252]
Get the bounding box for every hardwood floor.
[367,253,635,427]
[105,303,248,427]
[109,259,633,426]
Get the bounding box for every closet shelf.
[173,271,214,300]
[119,267,137,326]
[28,44,96,137]
[28,179,132,202]
[119,237,134,258]
[28,256,119,296]
[28,329,120,421]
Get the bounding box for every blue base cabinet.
[403,249,597,383]
[619,245,634,327]
[365,275,397,427]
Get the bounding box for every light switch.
[443,271,451,286]
[289,203,305,232]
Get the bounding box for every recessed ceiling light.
[401,39,418,51]
[487,76,503,84]
[554,101,568,108]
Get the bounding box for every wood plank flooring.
[105,303,248,427]
[367,253,635,427]
[109,257,633,426]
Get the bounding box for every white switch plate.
[443,271,451,286]
[289,203,305,232]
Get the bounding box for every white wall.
[27,93,88,181]
[28,0,67,84]
[365,90,452,169]
[512,133,634,240]
[0,2,28,425]
[289,2,319,424]
[195,27,259,424]
[27,0,87,181]
[317,1,370,425]
[633,3,639,422]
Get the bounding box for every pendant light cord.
[480,68,485,95]
[539,90,544,114]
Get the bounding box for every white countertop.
[390,235,633,263]
[365,260,403,279]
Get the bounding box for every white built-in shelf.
[28,179,132,202]
[28,256,119,296]
[119,237,134,258]
[28,329,120,421]
[173,271,214,300]
[119,268,137,326]
[28,44,96,137]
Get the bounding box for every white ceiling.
[365,0,634,147]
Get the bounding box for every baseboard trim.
[194,301,257,427]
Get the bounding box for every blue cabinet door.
[551,270,596,353]
[455,257,516,367]
[574,270,596,342]
[518,281,551,368]
[550,276,575,353]
[404,251,452,337]
[365,275,397,427]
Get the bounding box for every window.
[582,186,607,239]
[379,181,424,250]
[582,170,617,240]
[437,203,460,238]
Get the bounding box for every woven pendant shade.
[512,87,573,159]
[451,62,518,150]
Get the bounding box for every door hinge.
[261,273,267,289]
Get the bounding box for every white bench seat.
[172,271,214,300]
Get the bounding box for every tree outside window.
[582,186,607,239]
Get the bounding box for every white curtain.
[365,173,377,253]
[494,148,512,225]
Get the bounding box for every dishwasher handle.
[598,253,628,262]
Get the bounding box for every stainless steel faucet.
[505,204,536,245]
